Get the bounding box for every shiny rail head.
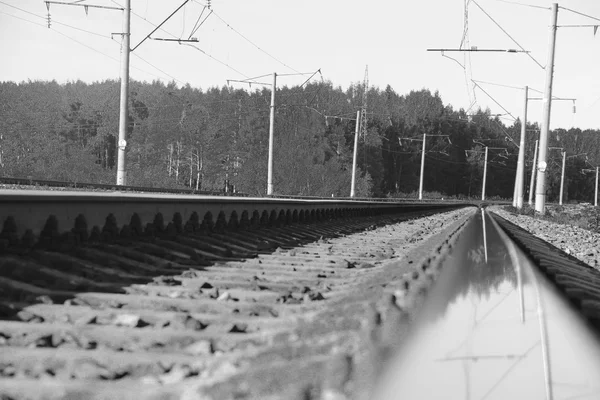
[373,211,600,400]
[0,190,467,249]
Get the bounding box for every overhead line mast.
[535,3,559,214]
[44,0,130,185]
[360,65,368,171]
[45,0,197,185]
[116,0,130,185]
[360,65,369,140]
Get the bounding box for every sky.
[1,0,599,130]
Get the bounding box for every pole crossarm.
[151,38,199,43]
[44,1,124,11]
[427,48,530,53]
[471,0,546,69]
[558,24,600,28]
[400,138,423,142]
[399,134,449,141]
[227,79,272,86]
[528,97,575,101]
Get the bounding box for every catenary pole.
[516,86,528,209]
[116,0,131,185]
[350,111,361,197]
[419,133,426,200]
[559,151,566,205]
[482,146,489,201]
[594,167,598,207]
[267,72,276,195]
[534,3,559,213]
[529,139,539,206]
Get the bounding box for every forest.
[1,79,599,202]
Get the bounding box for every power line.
[181,43,250,78]
[277,72,317,77]
[207,6,300,74]
[441,53,466,69]
[278,69,322,106]
[131,0,192,52]
[472,81,518,121]
[1,110,273,135]
[0,1,108,38]
[492,0,551,11]
[0,9,122,68]
[0,9,46,28]
[559,6,600,23]
[0,87,327,132]
[130,53,186,84]
[188,4,212,39]
[0,88,325,119]
[472,79,524,91]
[0,3,184,83]
[110,0,252,80]
[471,0,545,70]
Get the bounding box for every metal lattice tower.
[360,65,368,139]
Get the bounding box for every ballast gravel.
[491,207,600,271]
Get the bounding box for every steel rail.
[0,194,474,399]
[0,190,465,243]
[0,176,244,196]
[374,209,600,399]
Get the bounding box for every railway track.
[0,190,467,399]
[2,191,600,399]
[0,177,242,196]
[375,209,600,399]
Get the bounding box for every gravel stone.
[492,207,600,270]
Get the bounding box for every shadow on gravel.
[0,210,443,323]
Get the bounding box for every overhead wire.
[188,5,212,39]
[472,79,524,91]
[204,5,301,74]
[181,43,250,79]
[0,88,325,120]
[0,10,122,73]
[109,0,252,79]
[460,0,477,107]
[188,4,205,38]
[472,81,518,122]
[471,0,545,70]
[1,86,327,134]
[3,109,274,135]
[130,53,187,84]
[277,69,322,107]
[306,72,326,106]
[442,53,466,69]
[0,2,187,83]
[559,6,600,23]
[179,2,186,38]
[0,1,109,38]
[492,0,551,11]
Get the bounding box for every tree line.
[1,79,598,202]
